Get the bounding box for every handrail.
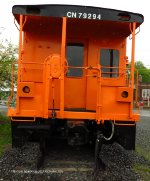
[19,62,132,83]
[67,65,100,70]
[14,60,132,81]
[135,69,138,103]
[135,69,140,113]
[7,62,16,108]
[21,61,44,65]
[14,18,20,31]
[101,66,119,69]
[96,64,102,123]
[60,17,67,118]
[101,72,119,74]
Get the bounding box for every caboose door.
[86,43,98,111]
[64,40,87,109]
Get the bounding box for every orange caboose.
[8,5,144,168]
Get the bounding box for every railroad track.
[43,160,94,172]
[0,139,142,180]
[40,139,96,170]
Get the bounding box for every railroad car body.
[8,4,144,168]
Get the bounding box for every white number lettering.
[78,13,82,18]
[67,11,101,20]
[88,13,91,19]
[93,14,96,19]
[83,13,87,19]
[97,14,101,20]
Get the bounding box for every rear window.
[100,49,119,77]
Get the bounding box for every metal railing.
[8,59,139,120]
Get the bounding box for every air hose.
[103,121,114,141]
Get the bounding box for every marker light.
[121,91,128,98]
[22,86,30,93]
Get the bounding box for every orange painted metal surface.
[8,14,141,123]
[60,17,67,118]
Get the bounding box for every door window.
[66,43,84,77]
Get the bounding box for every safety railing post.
[96,64,102,123]
[130,22,136,118]
[16,15,23,113]
[60,17,67,118]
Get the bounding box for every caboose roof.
[13,4,144,23]
[12,4,144,37]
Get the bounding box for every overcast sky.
[0,0,149,66]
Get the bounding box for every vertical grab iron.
[130,22,136,118]
[16,15,23,113]
[60,17,67,118]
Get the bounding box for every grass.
[0,114,11,155]
[133,144,150,181]
[0,114,10,121]
[134,164,150,181]
[136,144,150,162]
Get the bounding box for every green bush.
[0,115,11,155]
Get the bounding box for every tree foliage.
[135,61,150,83]
[0,39,18,98]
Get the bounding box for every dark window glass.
[100,49,119,77]
[66,43,84,77]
